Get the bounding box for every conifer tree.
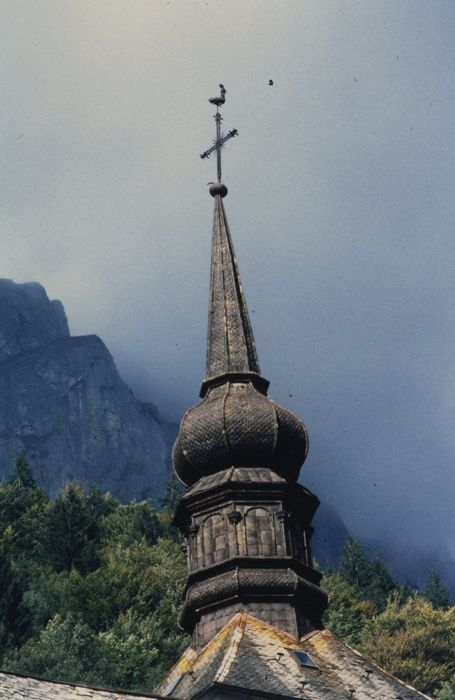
[159,469,182,513]
[44,483,95,573]
[424,570,450,610]
[9,454,36,490]
[366,557,396,611]
[0,547,26,656]
[338,538,396,611]
[338,537,372,590]
[0,455,48,558]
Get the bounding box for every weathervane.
[200,84,238,195]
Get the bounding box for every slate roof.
[155,612,433,699]
[0,670,163,700]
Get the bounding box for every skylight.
[287,649,318,669]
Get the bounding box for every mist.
[1,0,454,585]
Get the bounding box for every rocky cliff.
[0,279,174,501]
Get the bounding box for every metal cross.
[200,84,238,183]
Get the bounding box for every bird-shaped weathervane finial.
[208,84,226,108]
[200,84,238,195]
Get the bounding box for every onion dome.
[173,195,308,487]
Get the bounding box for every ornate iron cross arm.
[200,129,238,161]
[200,84,238,183]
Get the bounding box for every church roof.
[155,612,432,699]
[0,670,164,699]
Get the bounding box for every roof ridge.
[213,612,247,683]
[239,611,303,646]
[300,628,323,643]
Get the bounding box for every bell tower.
[172,86,327,651]
[156,88,431,700]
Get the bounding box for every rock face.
[0,279,174,501]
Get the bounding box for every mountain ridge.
[0,279,175,502]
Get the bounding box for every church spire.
[157,88,429,700]
[202,195,263,394]
[199,84,265,395]
[173,85,308,488]
[170,86,325,652]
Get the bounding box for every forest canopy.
[0,457,453,698]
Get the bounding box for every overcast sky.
[1,0,454,585]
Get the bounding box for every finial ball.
[209,182,228,198]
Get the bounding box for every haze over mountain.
[0,279,174,501]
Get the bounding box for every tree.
[8,454,36,490]
[425,571,450,610]
[0,456,48,559]
[359,595,455,696]
[337,538,396,612]
[100,501,163,548]
[160,469,182,513]
[322,572,375,645]
[338,537,372,590]
[366,557,396,612]
[158,470,183,542]
[4,614,98,683]
[437,675,455,699]
[0,547,26,657]
[3,534,188,691]
[44,483,96,573]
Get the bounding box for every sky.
[1,0,455,586]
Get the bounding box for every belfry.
[156,87,430,700]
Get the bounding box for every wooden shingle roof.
[155,612,433,699]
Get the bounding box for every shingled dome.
[173,380,308,486]
[172,196,308,487]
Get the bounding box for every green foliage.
[10,454,37,490]
[157,469,183,542]
[337,537,396,612]
[359,596,455,696]
[5,614,98,683]
[43,482,108,574]
[324,536,455,697]
[1,460,454,697]
[0,455,48,559]
[0,547,27,653]
[159,469,183,513]
[437,675,455,699]
[100,501,163,548]
[0,456,188,692]
[425,570,450,610]
[322,572,376,645]
[366,557,396,611]
[338,537,372,589]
